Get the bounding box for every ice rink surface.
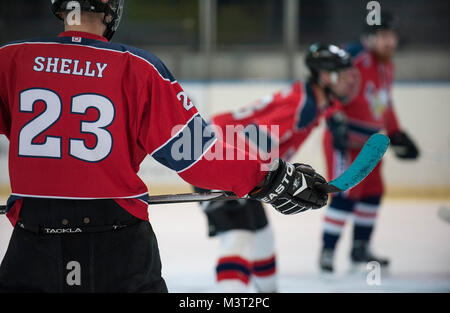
[0,197,449,293]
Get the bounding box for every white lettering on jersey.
[33,57,108,78]
[84,61,96,77]
[46,57,60,73]
[60,58,73,74]
[73,60,84,76]
[33,56,46,71]
[96,62,108,78]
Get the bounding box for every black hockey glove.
[327,112,349,152]
[389,131,419,159]
[250,159,328,215]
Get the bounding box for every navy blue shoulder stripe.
[0,36,176,83]
[99,41,176,83]
[0,38,35,49]
[343,41,365,58]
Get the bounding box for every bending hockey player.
[319,12,419,273]
[195,44,354,292]
[0,1,328,292]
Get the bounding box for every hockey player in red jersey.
[194,44,355,292]
[319,12,419,273]
[0,1,329,292]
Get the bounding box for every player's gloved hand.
[327,112,349,152]
[249,159,328,215]
[389,131,419,159]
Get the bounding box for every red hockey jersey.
[211,81,322,162]
[0,31,266,224]
[336,42,400,146]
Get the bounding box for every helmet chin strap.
[102,11,116,41]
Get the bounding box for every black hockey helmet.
[50,0,124,41]
[305,43,352,83]
[363,11,398,36]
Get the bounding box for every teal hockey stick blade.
[317,133,390,193]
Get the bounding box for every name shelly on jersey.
[33,56,108,78]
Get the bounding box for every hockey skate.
[350,240,389,273]
[319,248,335,274]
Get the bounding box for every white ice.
[1,198,449,293]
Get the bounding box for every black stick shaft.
[0,183,341,215]
[0,191,241,215]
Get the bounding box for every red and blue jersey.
[335,42,400,146]
[323,42,401,198]
[0,31,265,224]
[211,81,322,162]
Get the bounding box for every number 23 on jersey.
[18,88,115,163]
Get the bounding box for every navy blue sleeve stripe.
[243,124,276,154]
[151,114,217,173]
[296,82,318,130]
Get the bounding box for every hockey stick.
[0,191,237,215]
[316,133,390,193]
[0,134,389,214]
[147,134,390,201]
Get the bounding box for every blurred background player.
[319,11,419,273]
[195,43,354,292]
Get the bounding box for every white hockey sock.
[251,225,277,293]
[216,230,254,292]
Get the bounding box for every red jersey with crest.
[0,31,266,224]
[324,42,400,198]
[211,81,322,162]
[337,42,400,145]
